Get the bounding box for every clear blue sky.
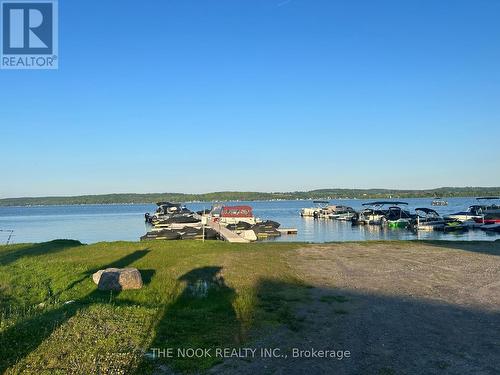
[1,0,499,198]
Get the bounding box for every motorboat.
[413,208,446,231]
[477,196,500,208]
[252,221,282,238]
[154,215,200,226]
[431,198,448,206]
[473,197,500,224]
[145,202,192,223]
[300,201,333,218]
[446,205,484,222]
[412,208,467,231]
[480,223,500,233]
[476,213,500,225]
[353,201,410,226]
[140,229,181,241]
[140,226,218,241]
[383,206,415,228]
[327,206,357,220]
[225,221,254,231]
[435,221,469,232]
[446,197,500,222]
[213,205,261,226]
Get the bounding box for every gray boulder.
[92,268,143,291]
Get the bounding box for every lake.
[0,198,498,244]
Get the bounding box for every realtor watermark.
[148,347,351,361]
[1,0,58,69]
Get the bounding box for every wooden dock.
[278,228,298,235]
[206,219,250,243]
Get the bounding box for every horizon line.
[2,186,500,200]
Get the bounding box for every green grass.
[0,240,308,374]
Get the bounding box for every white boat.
[327,206,357,220]
[447,197,500,222]
[446,205,485,222]
[414,208,446,231]
[300,201,333,218]
[431,198,448,206]
[354,201,410,225]
[301,201,356,220]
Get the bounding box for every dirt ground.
[212,241,500,375]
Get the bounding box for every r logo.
[1,0,58,69]
[2,2,53,54]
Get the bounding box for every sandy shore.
[213,241,500,375]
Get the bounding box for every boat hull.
[446,213,483,222]
[387,219,411,228]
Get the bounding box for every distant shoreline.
[1,188,499,207]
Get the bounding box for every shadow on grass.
[136,274,311,374]
[0,248,151,373]
[0,239,84,266]
[136,266,241,373]
[3,248,500,374]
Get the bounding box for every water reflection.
[0,198,498,244]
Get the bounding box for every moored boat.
[146,202,192,224]
[446,205,485,222]
[431,198,448,206]
[480,223,500,232]
[475,213,500,225]
[300,201,333,218]
[327,206,357,220]
[353,201,410,226]
[383,206,414,228]
[437,221,469,232]
[447,197,500,222]
[214,205,261,226]
[413,208,446,231]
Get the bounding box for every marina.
[139,196,500,242]
[1,197,499,245]
[141,204,286,243]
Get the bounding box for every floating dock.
[206,219,250,243]
[278,228,298,235]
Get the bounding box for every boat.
[327,206,357,220]
[225,221,253,231]
[154,215,200,225]
[476,213,500,225]
[140,229,181,241]
[477,196,500,207]
[480,223,500,233]
[383,206,414,228]
[180,227,205,240]
[214,205,261,226]
[431,198,448,206]
[140,226,218,241]
[300,201,331,218]
[353,201,410,226]
[251,220,282,238]
[145,202,192,223]
[413,208,446,231]
[436,221,469,232]
[446,197,500,222]
[473,197,500,224]
[412,208,467,231]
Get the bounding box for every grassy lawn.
[0,240,310,374]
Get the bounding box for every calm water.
[0,198,498,244]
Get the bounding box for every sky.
[0,0,499,198]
